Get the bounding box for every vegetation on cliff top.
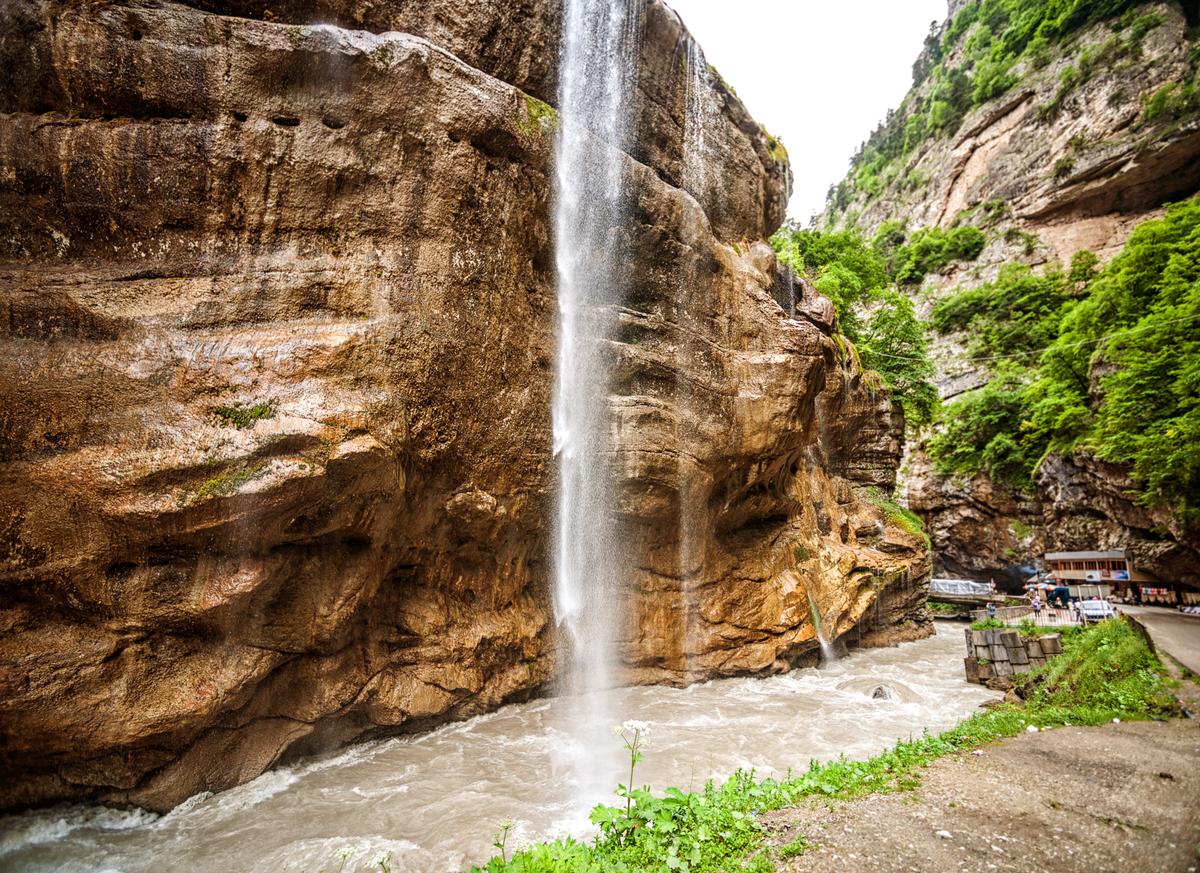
[466,619,1175,872]
[826,0,1171,219]
[927,197,1200,522]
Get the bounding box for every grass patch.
[469,620,1175,872]
[213,399,277,429]
[517,94,558,137]
[862,487,929,545]
[194,461,268,500]
[777,836,810,858]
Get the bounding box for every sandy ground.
[763,717,1200,873]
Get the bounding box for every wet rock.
[0,0,927,812]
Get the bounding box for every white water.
[0,627,994,873]
[674,36,715,677]
[551,0,642,800]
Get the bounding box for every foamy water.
[1,625,993,873]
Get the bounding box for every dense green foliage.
[927,365,1039,488]
[827,0,1166,217]
[466,620,1175,873]
[888,225,987,286]
[928,198,1200,520]
[771,226,943,426]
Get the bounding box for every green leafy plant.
[213,399,278,429]
[778,835,811,858]
[492,821,515,864]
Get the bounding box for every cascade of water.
[552,0,642,800]
[675,36,713,680]
[806,591,839,664]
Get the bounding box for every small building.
[1043,549,1193,606]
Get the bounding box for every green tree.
[860,290,940,426]
[772,226,940,429]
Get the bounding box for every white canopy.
[930,578,993,596]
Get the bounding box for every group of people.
[984,587,1112,625]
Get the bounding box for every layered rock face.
[906,448,1042,587]
[819,1,1200,583]
[0,0,928,812]
[834,2,1199,263]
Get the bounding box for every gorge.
[816,0,1200,592]
[0,0,931,818]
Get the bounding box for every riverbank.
[471,618,1186,872]
[763,718,1200,872]
[0,629,988,873]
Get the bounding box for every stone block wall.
[963,628,1062,683]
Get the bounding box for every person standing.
[1031,592,1043,624]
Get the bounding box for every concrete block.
[970,630,988,646]
[995,660,1014,676]
[1042,634,1062,654]
[964,658,980,683]
[1010,646,1029,665]
[990,645,1009,661]
[975,645,991,660]
[1026,639,1043,657]
[999,630,1021,648]
[979,662,997,680]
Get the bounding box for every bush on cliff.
[469,619,1175,872]
[830,0,1158,219]
[928,197,1200,521]
[771,227,939,427]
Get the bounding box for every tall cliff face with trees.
[814,0,1200,586]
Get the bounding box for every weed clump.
[213,399,278,429]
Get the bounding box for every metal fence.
[969,605,1084,627]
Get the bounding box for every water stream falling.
[0,628,995,873]
[551,0,642,800]
[674,36,715,678]
[807,591,839,664]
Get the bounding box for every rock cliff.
[822,1,1200,584]
[0,0,927,811]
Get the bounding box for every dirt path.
[763,719,1200,873]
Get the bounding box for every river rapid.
[1,624,994,873]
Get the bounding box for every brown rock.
[0,0,925,813]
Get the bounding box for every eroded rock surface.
[0,0,926,812]
[832,3,1200,580]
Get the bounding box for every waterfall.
[552,0,641,800]
[807,591,839,665]
[676,37,712,679]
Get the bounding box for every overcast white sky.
[667,0,948,224]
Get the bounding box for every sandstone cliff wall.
[0,0,928,812]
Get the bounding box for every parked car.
[1075,598,1116,621]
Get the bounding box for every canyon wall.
[0,0,928,812]
[824,1,1200,584]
